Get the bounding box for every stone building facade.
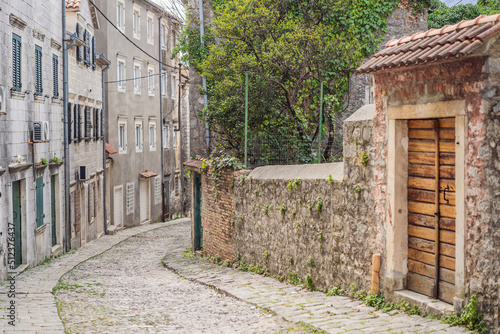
[66,0,107,248]
[0,0,65,279]
[94,0,190,228]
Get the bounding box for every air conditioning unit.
[0,86,6,114]
[42,121,50,141]
[79,165,89,181]
[33,121,43,142]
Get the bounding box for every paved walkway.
[0,219,190,334]
[163,224,470,334]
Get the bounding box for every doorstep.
[394,290,454,316]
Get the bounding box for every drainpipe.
[159,15,166,221]
[62,2,70,253]
[177,63,183,213]
[99,54,110,235]
[199,0,210,155]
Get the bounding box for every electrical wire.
[89,0,185,71]
[451,0,465,6]
[105,70,176,84]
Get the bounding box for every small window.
[147,14,154,44]
[173,128,178,148]
[171,76,176,98]
[135,120,143,152]
[52,55,59,99]
[117,1,125,31]
[149,122,156,151]
[160,24,166,48]
[83,29,91,66]
[117,59,125,91]
[161,73,167,96]
[84,106,92,140]
[163,125,169,149]
[35,45,43,96]
[12,34,22,92]
[148,66,154,96]
[133,7,140,39]
[134,63,141,94]
[118,120,127,153]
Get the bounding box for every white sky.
[150,0,186,22]
[443,0,478,5]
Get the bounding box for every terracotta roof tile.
[357,14,500,74]
[66,0,81,9]
[105,143,117,154]
[139,171,158,178]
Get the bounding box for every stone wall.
[230,108,379,292]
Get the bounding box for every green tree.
[428,0,499,29]
[176,0,426,163]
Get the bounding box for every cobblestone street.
[1,219,470,333]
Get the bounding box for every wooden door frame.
[384,100,466,310]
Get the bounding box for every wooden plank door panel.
[12,181,22,268]
[407,118,456,303]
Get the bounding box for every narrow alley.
[2,220,469,333]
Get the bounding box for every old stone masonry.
[1,220,469,333]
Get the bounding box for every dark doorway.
[194,173,202,250]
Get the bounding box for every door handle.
[443,185,450,205]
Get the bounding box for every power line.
[105,69,176,84]
[90,0,185,71]
[451,0,465,6]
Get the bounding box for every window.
[92,36,96,70]
[35,45,43,96]
[154,176,161,205]
[133,6,140,39]
[126,182,134,214]
[147,13,154,44]
[117,58,125,91]
[12,34,22,92]
[117,1,125,31]
[118,119,127,153]
[52,55,59,99]
[149,122,156,151]
[134,62,141,94]
[148,66,154,96]
[173,128,178,148]
[163,125,169,149]
[171,76,176,98]
[161,73,167,96]
[135,120,143,152]
[160,24,166,48]
[36,177,44,228]
[73,104,80,142]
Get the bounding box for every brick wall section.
[200,168,237,262]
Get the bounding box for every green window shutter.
[94,108,99,140]
[68,103,72,140]
[76,23,82,62]
[78,104,82,142]
[100,109,103,138]
[92,36,96,70]
[12,34,22,91]
[36,177,44,228]
[83,30,91,66]
[73,104,78,141]
[35,45,43,96]
[52,54,58,99]
[84,106,91,139]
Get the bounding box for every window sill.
[36,223,47,236]
[118,150,127,154]
[34,95,45,103]
[134,91,141,95]
[52,97,62,104]
[118,88,126,93]
[11,90,25,99]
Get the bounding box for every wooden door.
[407,118,456,304]
[194,173,203,250]
[163,180,170,220]
[12,181,22,268]
[51,175,57,246]
[113,186,123,227]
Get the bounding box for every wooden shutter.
[84,30,91,66]
[76,23,82,62]
[68,103,72,140]
[78,104,83,142]
[84,106,91,140]
[35,45,43,96]
[52,55,59,98]
[36,177,44,228]
[94,108,99,140]
[92,36,97,70]
[12,34,22,91]
[100,109,104,138]
[73,104,78,141]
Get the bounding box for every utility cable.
[105,69,176,84]
[89,0,185,71]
